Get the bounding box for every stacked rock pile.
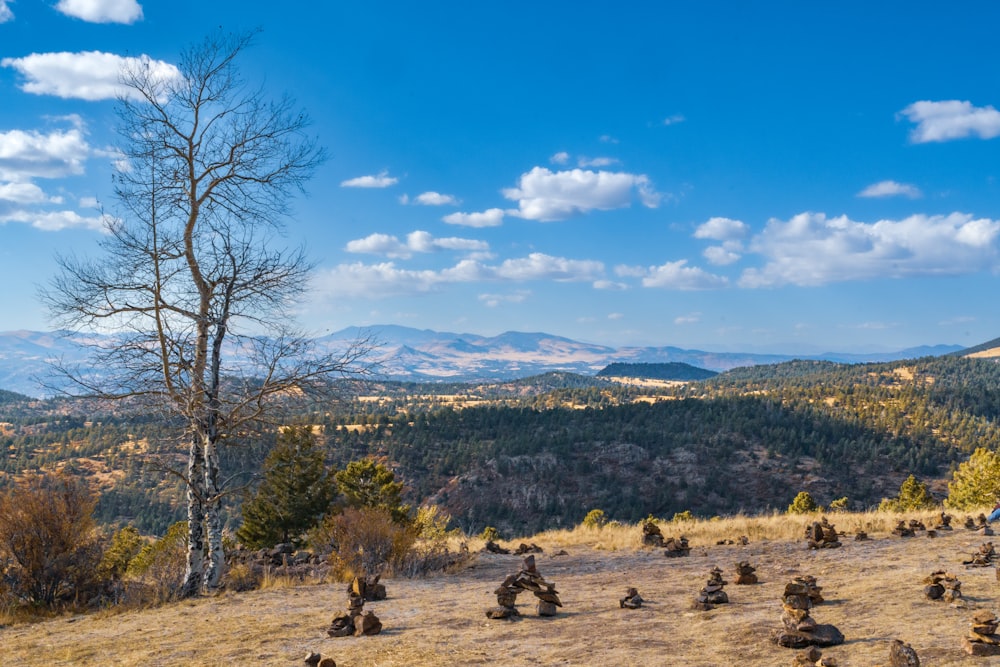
[486,555,562,619]
[791,646,838,666]
[888,639,920,666]
[484,540,511,554]
[693,566,729,610]
[892,520,915,538]
[735,560,759,585]
[791,575,824,604]
[642,521,664,547]
[923,571,961,602]
[964,610,1000,656]
[964,514,992,534]
[854,530,870,541]
[327,577,383,638]
[963,542,997,567]
[716,535,751,546]
[514,542,543,555]
[304,652,337,667]
[934,512,953,531]
[619,587,643,609]
[774,580,844,649]
[664,535,691,557]
[908,519,927,532]
[806,518,841,549]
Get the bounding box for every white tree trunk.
[180,438,206,598]
[202,437,225,590]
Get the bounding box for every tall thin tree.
[44,31,374,596]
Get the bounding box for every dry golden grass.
[3,509,1000,665]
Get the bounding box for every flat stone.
[965,637,1000,656]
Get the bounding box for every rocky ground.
[3,524,1000,665]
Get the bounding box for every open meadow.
[4,510,1000,665]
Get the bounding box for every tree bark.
[180,437,206,598]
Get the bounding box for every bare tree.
[44,31,374,597]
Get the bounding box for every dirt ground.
[3,528,1000,666]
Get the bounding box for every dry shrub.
[123,521,189,606]
[0,473,103,610]
[312,507,418,580]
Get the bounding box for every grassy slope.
[1,509,996,666]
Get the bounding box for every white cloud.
[2,51,179,101]
[345,230,488,258]
[703,244,743,266]
[56,0,142,23]
[663,114,685,126]
[315,252,605,299]
[674,312,701,325]
[2,208,108,231]
[577,156,620,168]
[78,196,99,208]
[0,182,55,204]
[901,100,1000,143]
[340,170,398,188]
[502,167,661,221]
[478,290,529,307]
[0,1,13,22]
[858,180,922,199]
[599,135,619,144]
[694,216,748,241]
[641,260,729,290]
[413,191,458,206]
[550,151,570,165]
[739,211,1000,288]
[442,208,505,227]
[593,279,628,290]
[607,312,624,320]
[0,126,91,180]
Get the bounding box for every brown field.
[3,510,1000,666]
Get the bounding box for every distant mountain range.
[0,325,969,398]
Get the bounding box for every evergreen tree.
[946,447,1000,510]
[236,426,337,549]
[335,458,410,524]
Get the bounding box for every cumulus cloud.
[739,211,1000,288]
[413,191,458,206]
[502,167,661,221]
[858,180,922,199]
[0,1,13,22]
[2,51,179,101]
[345,230,488,258]
[703,243,743,265]
[0,125,91,180]
[442,208,505,227]
[663,114,685,126]
[901,100,1000,143]
[0,182,56,204]
[314,252,605,299]
[694,216,749,241]
[641,260,729,290]
[577,156,620,168]
[340,170,398,188]
[1,208,109,231]
[56,0,142,23]
[550,151,570,165]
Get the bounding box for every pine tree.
[236,426,337,549]
[335,458,410,524]
[946,447,1000,510]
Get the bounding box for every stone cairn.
[716,535,750,546]
[963,542,997,567]
[806,517,841,549]
[854,530,870,541]
[484,540,511,554]
[735,560,759,585]
[964,610,1000,656]
[773,579,844,649]
[891,520,915,538]
[514,542,543,555]
[791,645,838,666]
[964,514,993,535]
[486,554,562,619]
[934,512,953,531]
[619,587,643,609]
[888,639,920,666]
[693,566,729,610]
[664,535,691,557]
[304,653,337,667]
[326,576,383,638]
[923,570,961,602]
[642,520,664,547]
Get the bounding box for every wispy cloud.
[340,169,398,188]
[858,180,922,199]
[663,114,685,126]
[739,211,1000,287]
[599,135,619,144]
[503,167,661,221]
[901,100,1000,143]
[56,0,143,23]
[577,156,620,168]
[478,290,530,307]
[0,1,13,23]
[345,230,488,259]
[674,312,701,325]
[442,208,505,228]
[550,151,570,165]
[640,260,729,290]
[1,51,179,100]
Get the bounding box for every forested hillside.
[0,355,999,536]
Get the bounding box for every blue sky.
[2,2,1000,353]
